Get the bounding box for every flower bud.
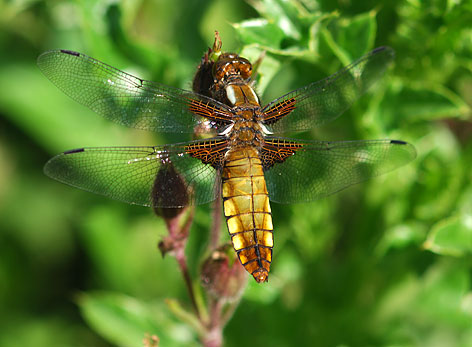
[201,243,248,302]
[152,159,193,257]
[151,160,188,220]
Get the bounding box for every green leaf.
[374,261,472,336]
[240,45,282,94]
[375,81,470,130]
[248,0,305,40]
[307,12,337,54]
[417,261,471,325]
[234,26,309,57]
[78,292,198,347]
[233,19,285,50]
[397,125,467,225]
[321,11,377,65]
[424,214,472,257]
[237,0,330,57]
[457,184,472,216]
[375,221,427,257]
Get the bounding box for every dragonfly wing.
[38,50,232,133]
[262,47,395,133]
[262,137,416,204]
[44,139,228,207]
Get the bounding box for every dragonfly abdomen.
[222,147,273,283]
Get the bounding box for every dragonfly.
[38,40,416,283]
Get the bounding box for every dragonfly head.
[213,53,252,82]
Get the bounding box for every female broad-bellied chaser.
[38,38,416,283]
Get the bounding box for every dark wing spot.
[372,46,387,54]
[63,148,85,155]
[60,50,80,57]
[390,140,407,145]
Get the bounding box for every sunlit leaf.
[321,11,377,65]
[233,19,285,49]
[379,82,470,127]
[240,45,282,94]
[424,214,472,257]
[417,261,471,325]
[247,0,304,39]
[78,292,198,347]
[375,221,427,257]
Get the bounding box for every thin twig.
[163,206,200,319]
[175,248,201,319]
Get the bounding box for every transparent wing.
[38,50,231,133]
[263,138,416,203]
[262,47,395,134]
[44,142,224,207]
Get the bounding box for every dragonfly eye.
[213,63,226,81]
[213,54,253,81]
[237,58,252,79]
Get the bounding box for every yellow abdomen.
[222,147,273,282]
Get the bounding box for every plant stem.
[175,247,201,319]
[162,207,201,319]
[202,297,223,347]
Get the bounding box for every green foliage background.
[1,0,472,346]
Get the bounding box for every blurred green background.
[1,0,472,346]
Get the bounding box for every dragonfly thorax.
[224,108,264,149]
[222,78,266,148]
